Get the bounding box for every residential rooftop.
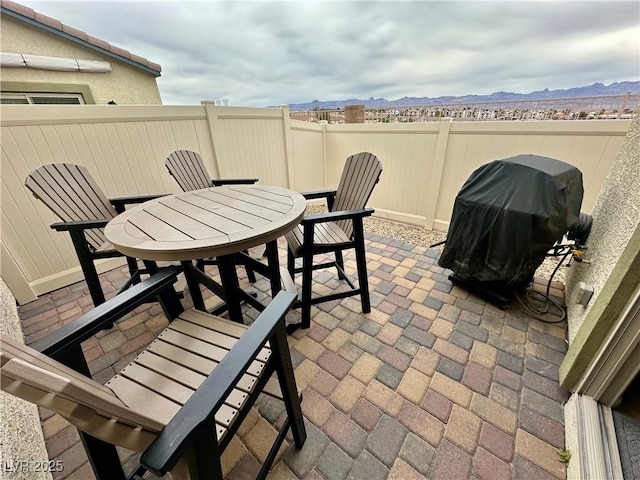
[0,0,162,76]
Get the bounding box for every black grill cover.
[438,154,583,287]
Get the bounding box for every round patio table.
[105,184,306,322]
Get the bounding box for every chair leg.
[287,247,296,277]
[242,249,257,283]
[68,230,105,307]
[182,261,207,312]
[272,322,307,447]
[264,241,281,298]
[353,221,371,314]
[125,256,142,285]
[186,423,224,480]
[80,432,127,480]
[196,258,206,272]
[301,249,313,329]
[334,250,347,280]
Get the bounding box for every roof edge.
[1,1,161,77]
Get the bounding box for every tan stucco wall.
[0,278,52,480]
[560,110,640,390]
[0,16,161,104]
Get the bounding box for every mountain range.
[285,81,640,111]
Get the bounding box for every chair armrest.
[32,266,183,358]
[140,291,297,476]
[110,194,167,213]
[211,178,259,186]
[300,189,337,201]
[301,207,375,225]
[50,219,110,232]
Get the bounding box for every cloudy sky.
[23,1,640,107]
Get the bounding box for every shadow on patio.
[17,233,570,480]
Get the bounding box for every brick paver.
[309,370,339,397]
[17,236,570,479]
[330,375,366,413]
[445,404,483,453]
[388,458,425,479]
[302,388,335,427]
[316,443,353,480]
[472,447,512,480]
[397,400,445,447]
[397,367,430,404]
[398,432,436,476]
[350,398,383,433]
[462,361,493,395]
[430,372,474,408]
[480,423,511,457]
[430,440,472,479]
[470,341,498,369]
[516,429,567,478]
[471,394,519,436]
[366,415,408,467]
[324,411,368,458]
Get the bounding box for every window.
[0,93,84,105]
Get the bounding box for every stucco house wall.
[1,14,161,105]
[560,110,640,390]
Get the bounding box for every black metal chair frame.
[25,163,169,308]
[287,190,375,329]
[285,152,382,330]
[50,194,166,306]
[27,267,306,480]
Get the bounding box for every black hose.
[515,249,571,324]
[430,239,447,248]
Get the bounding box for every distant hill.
[284,81,640,111]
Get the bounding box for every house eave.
[1,7,161,77]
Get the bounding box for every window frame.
[0,82,95,104]
[0,92,85,104]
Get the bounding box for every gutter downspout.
[1,52,111,73]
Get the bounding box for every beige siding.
[289,121,325,193]
[1,16,161,104]
[0,104,631,303]
[433,121,629,231]
[207,106,289,187]
[325,123,441,224]
[1,105,212,301]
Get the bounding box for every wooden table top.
[105,185,306,261]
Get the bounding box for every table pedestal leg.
[217,254,244,323]
[265,240,282,298]
[142,260,184,320]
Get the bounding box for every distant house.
[0,0,162,105]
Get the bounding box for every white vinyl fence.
[1,103,631,303]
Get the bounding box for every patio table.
[104,184,306,322]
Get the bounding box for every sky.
[21,0,640,107]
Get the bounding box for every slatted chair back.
[25,163,117,252]
[332,152,383,238]
[0,335,162,452]
[165,150,213,191]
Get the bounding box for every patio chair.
[165,149,258,191]
[0,266,306,480]
[165,149,260,283]
[24,163,166,308]
[285,151,382,329]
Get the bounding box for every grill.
[438,154,585,308]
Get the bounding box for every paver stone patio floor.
[17,234,570,480]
